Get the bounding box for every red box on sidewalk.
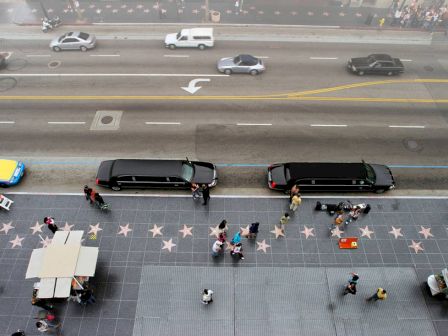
[339,237,358,249]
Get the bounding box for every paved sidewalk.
[0,195,447,336]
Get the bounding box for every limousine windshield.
[363,162,376,183]
[181,162,194,182]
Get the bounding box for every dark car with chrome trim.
[347,54,404,76]
[268,161,395,193]
[96,158,218,191]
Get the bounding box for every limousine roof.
[286,162,368,180]
[111,159,185,177]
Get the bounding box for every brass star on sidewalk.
[409,240,424,254]
[388,226,403,239]
[149,224,163,237]
[359,226,374,239]
[62,222,74,231]
[118,224,132,237]
[88,223,103,235]
[9,235,24,248]
[209,225,221,238]
[418,226,434,239]
[162,238,176,252]
[300,226,315,239]
[0,222,14,234]
[240,225,250,237]
[30,221,44,235]
[256,239,271,253]
[331,226,344,238]
[270,225,285,239]
[179,225,193,238]
[39,235,52,248]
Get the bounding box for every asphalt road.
[1,39,448,194]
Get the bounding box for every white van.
[164,28,214,50]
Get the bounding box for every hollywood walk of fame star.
[0,222,14,234]
[162,238,176,252]
[359,226,374,239]
[389,226,403,239]
[300,226,315,239]
[209,225,221,238]
[9,235,24,248]
[409,240,424,254]
[240,225,250,237]
[30,221,44,235]
[256,239,271,253]
[40,236,52,248]
[418,226,434,239]
[149,224,163,237]
[225,241,234,251]
[331,226,344,238]
[179,225,193,238]
[62,222,74,231]
[270,225,285,239]
[88,223,103,235]
[118,224,132,237]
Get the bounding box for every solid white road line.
[236,123,272,126]
[145,122,182,125]
[310,124,347,127]
[0,73,227,77]
[163,55,190,58]
[389,125,425,128]
[47,122,86,125]
[26,55,51,57]
[90,54,120,57]
[310,57,339,60]
[0,121,15,124]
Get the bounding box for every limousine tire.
[374,188,385,194]
[198,44,206,50]
[168,44,176,50]
[111,185,121,191]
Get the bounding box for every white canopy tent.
[26,230,99,299]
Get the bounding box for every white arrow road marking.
[181,78,210,94]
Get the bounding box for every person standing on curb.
[280,213,290,232]
[201,184,210,206]
[211,240,224,257]
[83,185,92,201]
[191,183,201,201]
[289,184,300,201]
[366,288,387,302]
[44,217,58,234]
[202,289,214,304]
[343,282,357,295]
[290,194,302,212]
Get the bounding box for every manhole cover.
[0,77,17,92]
[101,116,113,124]
[403,138,423,152]
[48,60,61,69]
[423,65,433,72]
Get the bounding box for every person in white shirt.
[211,240,223,257]
[202,289,214,304]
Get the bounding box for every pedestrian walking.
[230,229,242,245]
[89,188,97,204]
[211,240,224,257]
[36,320,61,334]
[289,194,302,212]
[348,272,359,284]
[247,222,259,239]
[83,185,92,201]
[201,184,210,206]
[378,17,386,28]
[79,289,96,306]
[289,184,300,201]
[218,220,228,233]
[280,213,290,231]
[191,183,201,200]
[366,288,387,302]
[230,243,244,260]
[202,289,214,304]
[44,217,58,234]
[343,282,357,295]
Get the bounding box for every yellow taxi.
[0,159,25,187]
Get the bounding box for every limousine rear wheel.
[375,188,385,194]
[111,185,121,191]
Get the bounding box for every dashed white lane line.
[389,125,425,128]
[310,124,347,127]
[310,57,339,60]
[0,121,15,124]
[254,56,270,59]
[47,122,86,125]
[145,122,182,125]
[26,55,51,57]
[401,59,413,62]
[236,123,272,126]
[89,54,120,57]
[163,55,190,58]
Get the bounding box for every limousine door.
[134,176,171,188]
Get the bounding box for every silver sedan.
[50,32,96,52]
[217,54,265,75]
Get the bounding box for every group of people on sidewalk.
[343,272,388,302]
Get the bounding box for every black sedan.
[347,54,404,76]
[96,159,218,191]
[268,161,395,193]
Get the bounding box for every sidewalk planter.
[210,11,220,23]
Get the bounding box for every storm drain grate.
[90,110,123,131]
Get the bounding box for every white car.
[50,32,96,52]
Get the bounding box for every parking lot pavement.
[0,194,447,336]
